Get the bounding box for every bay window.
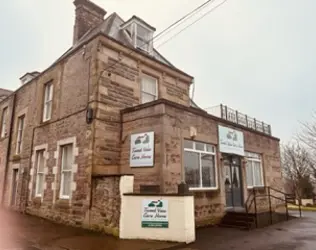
[184,140,217,189]
[245,152,264,188]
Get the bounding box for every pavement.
[0,210,180,250]
[176,211,316,250]
[1,210,316,250]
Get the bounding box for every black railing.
[220,104,272,135]
[245,186,301,229]
[205,105,272,135]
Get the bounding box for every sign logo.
[218,125,244,156]
[226,130,238,141]
[142,199,169,228]
[130,132,154,167]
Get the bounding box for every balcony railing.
[205,104,272,136]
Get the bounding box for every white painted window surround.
[29,144,48,201]
[245,152,264,188]
[60,144,73,199]
[141,74,158,104]
[183,140,218,190]
[52,137,78,203]
[43,82,53,122]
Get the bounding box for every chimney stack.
[73,0,106,44]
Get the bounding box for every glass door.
[224,155,243,207]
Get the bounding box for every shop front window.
[184,140,217,190]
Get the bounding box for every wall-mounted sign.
[142,199,169,228]
[218,125,244,156]
[130,131,154,167]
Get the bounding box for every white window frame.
[59,144,73,199]
[35,150,45,197]
[184,140,218,191]
[136,24,152,52]
[16,115,25,155]
[43,82,53,122]
[1,107,8,138]
[245,152,264,188]
[141,74,158,104]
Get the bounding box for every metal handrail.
[244,186,302,229]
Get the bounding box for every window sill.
[41,119,51,126]
[247,186,265,190]
[55,198,71,209]
[189,187,218,192]
[59,196,70,200]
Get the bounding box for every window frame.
[43,82,53,122]
[0,107,8,138]
[245,152,264,188]
[141,74,158,104]
[183,140,218,191]
[135,22,153,53]
[59,144,73,199]
[16,115,25,155]
[35,150,45,197]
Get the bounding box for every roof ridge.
[0,88,13,93]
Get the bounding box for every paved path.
[177,211,316,250]
[2,209,316,250]
[0,210,178,250]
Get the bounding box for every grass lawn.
[287,204,316,211]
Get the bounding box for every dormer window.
[121,16,155,54]
[135,24,152,52]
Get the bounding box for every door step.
[219,211,256,230]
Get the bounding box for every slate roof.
[54,12,174,68]
[51,11,200,108]
[0,88,13,102]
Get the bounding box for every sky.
[1,0,315,143]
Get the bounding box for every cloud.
[1,0,315,142]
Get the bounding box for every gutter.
[1,93,16,206]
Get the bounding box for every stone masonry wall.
[73,0,106,44]
[120,104,164,192]
[93,39,192,177]
[3,79,37,210]
[121,101,282,227]
[0,38,99,232]
[164,104,282,226]
[25,41,96,227]
[89,176,121,236]
[0,96,14,204]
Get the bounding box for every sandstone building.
[0,0,282,235]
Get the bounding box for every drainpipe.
[24,126,36,212]
[1,93,16,206]
[177,119,188,195]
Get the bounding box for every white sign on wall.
[142,199,169,228]
[218,125,244,156]
[130,131,154,167]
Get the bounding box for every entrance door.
[11,169,18,206]
[224,156,243,207]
